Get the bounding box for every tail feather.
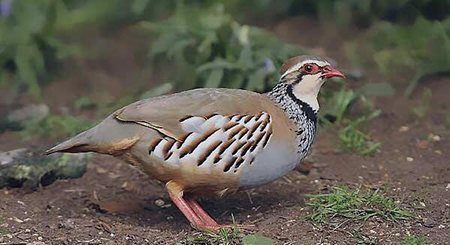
[45,116,141,156]
[45,130,95,155]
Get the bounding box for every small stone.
[430,134,441,142]
[154,199,165,207]
[420,202,426,207]
[58,219,75,229]
[96,167,108,174]
[7,104,49,122]
[406,157,414,162]
[13,217,23,223]
[423,218,435,228]
[438,225,446,229]
[394,233,401,237]
[369,230,377,234]
[435,150,443,155]
[37,236,43,241]
[399,126,409,132]
[25,229,31,233]
[446,183,450,191]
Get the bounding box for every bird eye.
[302,63,318,74]
[305,65,313,72]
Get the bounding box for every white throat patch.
[284,59,330,112]
[292,74,324,112]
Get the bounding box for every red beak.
[323,66,345,79]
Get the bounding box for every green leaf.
[246,67,271,91]
[197,59,237,73]
[204,69,224,88]
[132,0,150,15]
[15,45,40,98]
[167,38,195,59]
[197,32,217,57]
[237,45,253,70]
[404,71,424,97]
[359,82,396,97]
[242,235,274,245]
[227,73,245,89]
[150,32,179,58]
[323,87,356,123]
[140,83,174,99]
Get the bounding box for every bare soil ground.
[0,19,450,245]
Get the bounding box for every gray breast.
[238,140,298,188]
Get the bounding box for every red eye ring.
[301,63,318,74]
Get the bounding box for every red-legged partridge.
[46,55,345,231]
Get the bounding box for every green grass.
[181,215,241,245]
[445,115,450,129]
[338,110,381,156]
[185,228,241,245]
[0,216,8,236]
[304,186,414,228]
[402,235,428,245]
[411,89,432,121]
[351,227,378,245]
[179,215,273,245]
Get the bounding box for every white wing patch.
[148,112,273,173]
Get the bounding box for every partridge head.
[46,55,344,231]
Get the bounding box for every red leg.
[166,181,205,229]
[168,195,204,227]
[186,198,255,231]
[166,181,254,231]
[186,199,218,226]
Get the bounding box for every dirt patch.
[1,79,449,244]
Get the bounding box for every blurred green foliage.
[2,0,448,97]
[0,0,175,98]
[142,3,303,91]
[0,0,78,98]
[347,17,450,97]
[1,0,448,143]
[20,115,93,140]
